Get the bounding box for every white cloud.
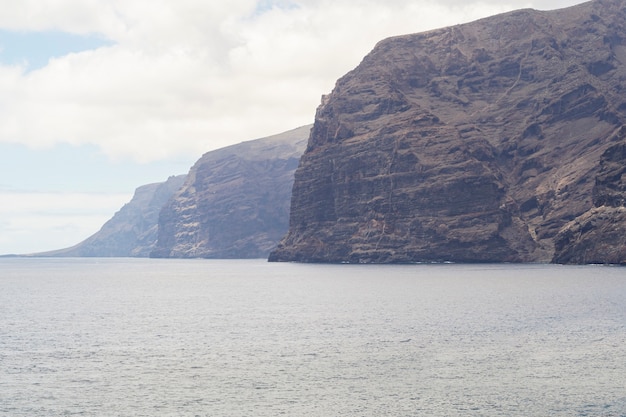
[0,0,586,163]
[0,191,131,254]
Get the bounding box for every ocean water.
[1,258,625,417]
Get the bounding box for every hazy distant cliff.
[38,175,186,257]
[151,126,309,259]
[270,0,626,264]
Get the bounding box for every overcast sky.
[0,0,587,255]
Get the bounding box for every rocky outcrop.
[270,0,626,264]
[553,139,626,264]
[37,175,186,257]
[150,125,310,259]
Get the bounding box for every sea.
[1,258,625,417]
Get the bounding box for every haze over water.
[1,258,625,416]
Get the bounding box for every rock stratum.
[37,175,187,257]
[150,125,310,259]
[270,0,626,264]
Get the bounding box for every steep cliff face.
[270,0,626,264]
[553,138,626,263]
[38,175,186,257]
[151,125,310,259]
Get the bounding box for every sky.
[0,0,587,255]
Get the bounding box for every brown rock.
[553,139,626,264]
[270,0,626,264]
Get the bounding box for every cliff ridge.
[270,0,626,264]
[151,125,310,258]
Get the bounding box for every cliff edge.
[270,0,626,264]
[37,175,186,257]
[151,125,310,259]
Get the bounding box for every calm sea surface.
[1,258,625,416]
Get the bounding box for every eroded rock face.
[270,0,626,264]
[151,126,310,259]
[553,139,626,264]
[37,175,187,257]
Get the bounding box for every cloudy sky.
[0,0,586,255]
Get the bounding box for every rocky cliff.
[270,0,626,264]
[38,175,186,257]
[150,125,310,259]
